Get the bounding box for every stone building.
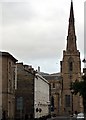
[0,51,17,119]
[41,72,62,116]
[15,63,35,119]
[60,1,83,115]
[15,63,50,119]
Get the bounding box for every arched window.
[69,62,73,71]
[52,83,55,88]
[51,96,54,107]
[68,57,73,72]
[51,96,54,111]
[65,95,70,107]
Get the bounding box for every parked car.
[77,113,85,120]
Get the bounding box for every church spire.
[69,0,74,23]
[66,0,77,52]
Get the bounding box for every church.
[41,0,84,116]
[0,0,84,119]
[60,0,83,115]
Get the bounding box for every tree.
[71,74,86,114]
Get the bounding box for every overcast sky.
[0,0,84,73]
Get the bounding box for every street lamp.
[71,89,74,115]
[82,58,86,74]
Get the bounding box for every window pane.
[65,95,70,107]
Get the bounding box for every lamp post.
[82,58,86,74]
[71,89,74,115]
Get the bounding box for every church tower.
[60,1,83,115]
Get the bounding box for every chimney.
[38,66,40,73]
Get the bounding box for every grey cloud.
[1,0,84,73]
[2,2,36,25]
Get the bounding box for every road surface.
[47,116,77,120]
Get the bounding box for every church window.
[68,57,73,72]
[65,95,70,107]
[69,62,73,71]
[52,83,55,88]
[51,96,54,111]
[16,97,23,110]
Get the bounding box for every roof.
[36,73,49,84]
[43,75,62,81]
[0,51,18,62]
[40,72,62,81]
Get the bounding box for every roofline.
[36,73,49,84]
[0,51,18,62]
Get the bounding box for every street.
[47,116,77,120]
